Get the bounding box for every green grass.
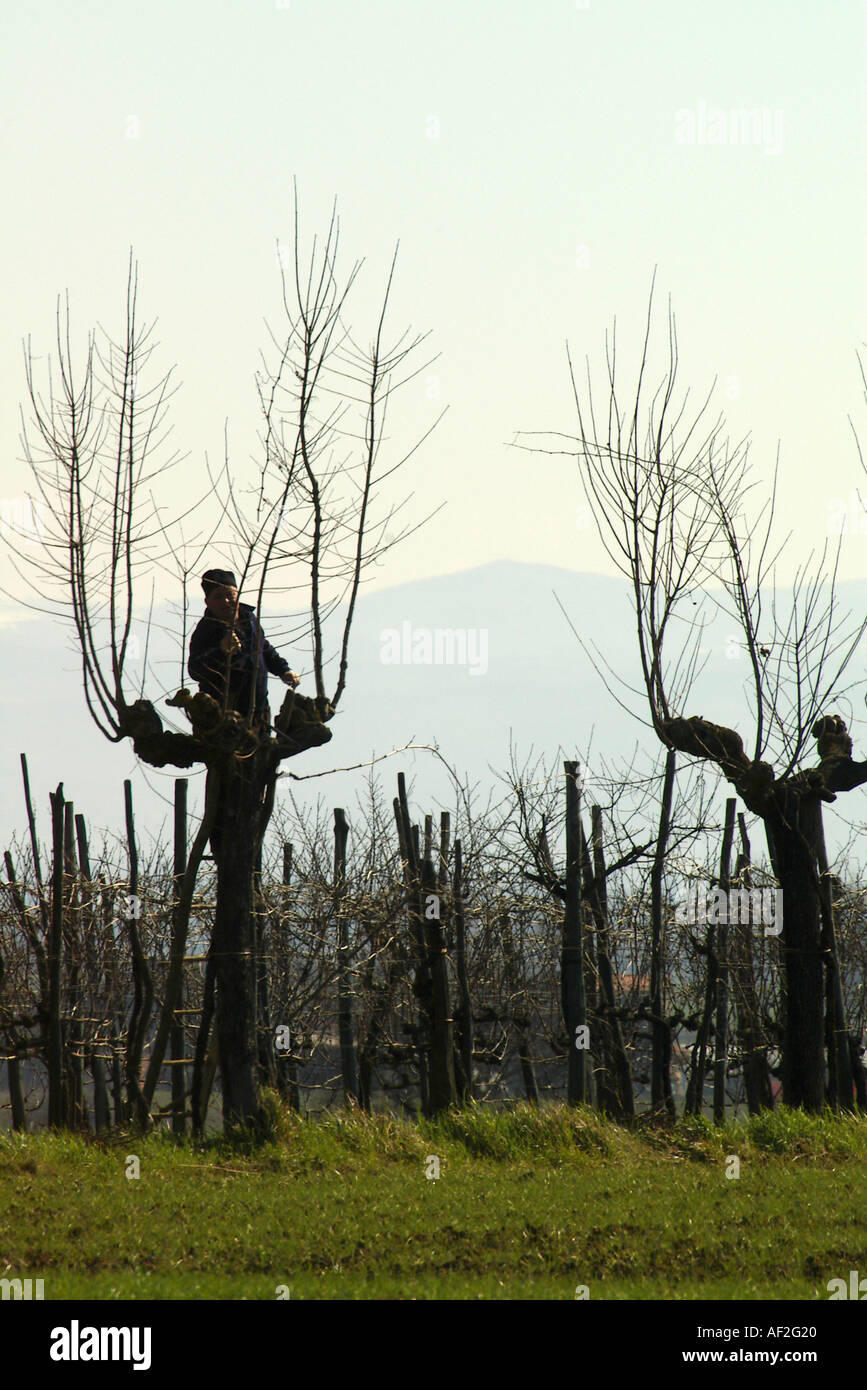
[2,1102,866,1299]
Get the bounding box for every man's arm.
[261,635,290,678]
[255,616,297,681]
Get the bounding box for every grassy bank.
[2,1103,865,1299]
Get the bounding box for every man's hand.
[220,630,242,655]
[281,670,301,688]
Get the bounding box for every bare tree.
[10,197,438,1130]
[506,743,713,1115]
[524,282,867,1111]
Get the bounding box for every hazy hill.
[2,562,867,862]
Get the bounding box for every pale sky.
[2,0,866,610]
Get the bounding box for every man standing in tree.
[188,568,300,730]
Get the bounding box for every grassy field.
[2,1101,866,1300]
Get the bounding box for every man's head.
[202,568,239,619]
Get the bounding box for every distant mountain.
[3,562,867,861]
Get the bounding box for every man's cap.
[202,568,238,594]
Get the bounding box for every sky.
[1,0,866,615]
[1,0,867,850]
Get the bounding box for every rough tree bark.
[649,751,676,1117]
[584,806,634,1119]
[712,799,737,1123]
[46,785,66,1128]
[562,761,588,1104]
[662,713,867,1112]
[451,839,474,1104]
[334,807,360,1108]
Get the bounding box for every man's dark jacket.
[188,602,290,715]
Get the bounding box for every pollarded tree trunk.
[209,751,273,1130]
[393,778,431,1112]
[47,785,66,1128]
[765,793,825,1112]
[253,832,279,1095]
[277,843,301,1112]
[660,713,867,1115]
[581,808,634,1119]
[451,839,474,1103]
[713,799,737,1124]
[421,850,457,1114]
[650,751,676,1117]
[124,686,334,1134]
[500,910,539,1106]
[815,806,854,1110]
[334,808,360,1107]
[8,1055,26,1131]
[191,947,217,1137]
[562,761,588,1104]
[685,925,717,1117]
